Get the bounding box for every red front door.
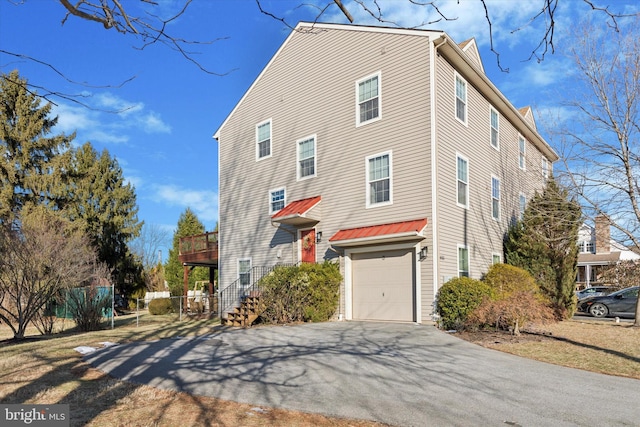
[301,229,316,263]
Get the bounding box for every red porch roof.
[271,195,321,226]
[330,218,428,246]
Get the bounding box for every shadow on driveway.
[85,321,640,427]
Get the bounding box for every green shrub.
[436,277,493,330]
[128,288,146,310]
[148,298,174,315]
[259,261,341,324]
[483,263,540,300]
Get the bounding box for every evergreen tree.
[164,208,209,296]
[0,71,73,224]
[62,142,143,294]
[505,177,582,318]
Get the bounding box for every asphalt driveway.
[84,321,640,427]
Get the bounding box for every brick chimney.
[595,215,610,254]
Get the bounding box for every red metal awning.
[271,195,321,226]
[329,218,428,247]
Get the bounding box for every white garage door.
[352,249,414,322]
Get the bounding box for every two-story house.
[576,215,640,289]
[213,22,557,323]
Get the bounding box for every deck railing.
[179,231,218,255]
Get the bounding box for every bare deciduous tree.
[257,0,638,72]
[0,208,98,339]
[552,18,640,325]
[129,223,170,291]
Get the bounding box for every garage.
[352,248,415,322]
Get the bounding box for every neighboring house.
[213,23,557,323]
[576,215,640,289]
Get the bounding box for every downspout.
[430,35,447,322]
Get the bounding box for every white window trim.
[237,258,252,286]
[256,118,272,161]
[492,252,502,265]
[542,156,549,182]
[518,134,526,171]
[519,192,527,220]
[491,175,500,221]
[269,186,286,215]
[490,107,499,150]
[355,71,382,127]
[365,150,393,208]
[455,73,468,126]
[296,134,317,181]
[456,153,469,209]
[457,244,470,277]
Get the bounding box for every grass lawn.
[1,313,638,426]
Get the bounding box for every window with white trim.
[269,187,285,214]
[457,154,469,208]
[492,253,502,265]
[518,135,526,170]
[455,74,467,124]
[256,119,272,160]
[490,107,499,149]
[519,193,526,220]
[238,258,251,287]
[491,176,500,220]
[458,245,469,277]
[366,152,392,207]
[297,135,316,180]
[542,157,549,183]
[356,72,380,125]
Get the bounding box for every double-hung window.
[519,193,526,220]
[458,245,469,277]
[238,259,251,287]
[366,152,391,207]
[356,72,381,126]
[518,135,526,170]
[456,154,469,208]
[542,157,549,183]
[297,135,316,180]
[256,119,272,160]
[490,107,499,149]
[269,187,285,214]
[455,74,467,124]
[492,253,502,265]
[491,176,500,220]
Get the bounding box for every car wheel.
[589,303,608,318]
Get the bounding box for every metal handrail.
[218,264,296,316]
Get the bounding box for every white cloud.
[139,112,172,133]
[152,184,218,222]
[51,92,171,144]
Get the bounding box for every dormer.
[518,106,537,131]
[458,38,484,74]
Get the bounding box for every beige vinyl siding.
[433,52,548,283]
[218,27,436,312]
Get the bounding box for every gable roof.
[330,218,428,247]
[213,22,558,162]
[458,38,484,73]
[213,22,444,140]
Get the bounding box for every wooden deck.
[178,231,218,267]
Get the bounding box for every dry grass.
[2,315,638,426]
[0,314,387,427]
[457,319,640,380]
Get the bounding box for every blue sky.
[1,0,638,257]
